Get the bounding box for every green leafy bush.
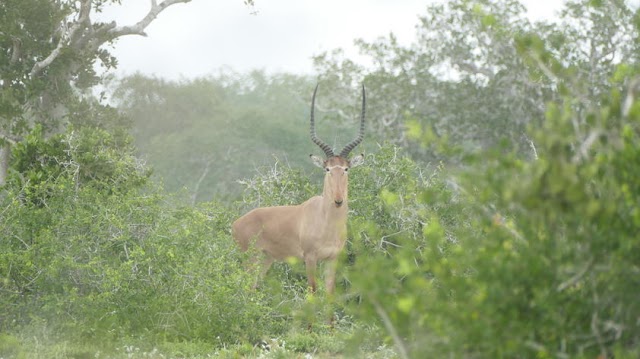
[0,126,280,346]
[345,71,640,358]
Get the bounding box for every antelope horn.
[339,84,366,158]
[310,84,335,158]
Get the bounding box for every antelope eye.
[344,168,349,172]
[325,167,330,172]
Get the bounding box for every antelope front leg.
[324,259,338,296]
[304,257,318,293]
[324,259,339,327]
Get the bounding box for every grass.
[1,320,399,359]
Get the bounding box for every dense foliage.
[0,127,282,356]
[345,72,640,358]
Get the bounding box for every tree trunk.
[0,142,10,186]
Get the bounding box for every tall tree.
[0,0,192,185]
[313,0,639,162]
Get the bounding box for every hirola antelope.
[232,84,366,294]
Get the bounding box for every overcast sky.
[97,0,583,79]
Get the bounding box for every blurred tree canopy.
[112,70,378,202]
[313,0,639,162]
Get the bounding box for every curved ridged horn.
[310,84,335,158]
[339,84,366,158]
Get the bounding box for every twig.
[622,76,640,118]
[527,137,538,160]
[370,296,410,359]
[191,159,212,205]
[379,230,406,249]
[529,49,559,87]
[556,258,593,292]
[591,312,607,358]
[0,133,17,146]
[572,130,601,163]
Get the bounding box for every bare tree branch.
[29,0,192,78]
[455,61,495,78]
[191,158,212,205]
[530,50,559,84]
[0,133,18,146]
[623,77,640,118]
[557,258,593,292]
[525,136,538,160]
[29,0,92,78]
[313,102,352,122]
[10,37,22,64]
[30,38,66,78]
[572,130,601,163]
[108,0,192,38]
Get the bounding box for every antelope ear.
[310,154,326,168]
[349,154,365,168]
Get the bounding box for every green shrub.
[0,127,279,346]
[345,72,640,358]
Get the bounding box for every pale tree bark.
[0,0,192,186]
[0,35,22,186]
[0,143,10,186]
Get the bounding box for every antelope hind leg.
[250,254,274,290]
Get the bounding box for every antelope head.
[309,84,365,208]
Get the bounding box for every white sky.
[96,0,580,79]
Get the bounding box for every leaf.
[405,119,423,140]
[397,296,415,314]
[423,216,444,240]
[481,14,497,28]
[380,188,399,206]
